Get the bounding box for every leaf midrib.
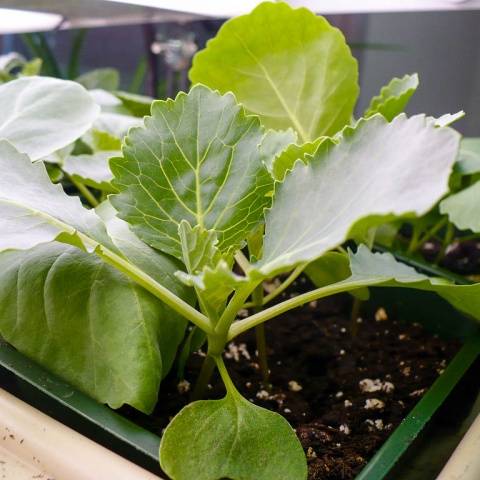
[231,30,310,143]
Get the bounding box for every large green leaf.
[0,140,109,252]
[0,76,99,160]
[189,2,358,142]
[0,243,184,413]
[345,246,480,322]
[305,251,369,300]
[110,84,273,259]
[303,246,480,324]
[440,180,480,232]
[364,73,419,121]
[256,114,460,276]
[160,391,307,480]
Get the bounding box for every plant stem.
[228,278,377,340]
[234,251,251,273]
[191,354,216,401]
[407,225,420,254]
[350,296,362,336]
[215,355,240,398]
[214,282,260,340]
[435,222,455,264]
[243,264,306,309]
[418,217,448,247]
[252,285,270,386]
[67,174,99,208]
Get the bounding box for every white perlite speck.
[256,390,270,400]
[364,398,385,410]
[177,379,191,394]
[359,378,394,393]
[224,342,251,362]
[339,424,350,435]
[288,380,303,392]
[375,307,388,321]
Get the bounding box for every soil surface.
[421,239,480,277]
[120,282,459,480]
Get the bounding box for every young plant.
[2,3,480,480]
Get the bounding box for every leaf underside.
[0,76,99,160]
[256,114,460,276]
[440,180,480,233]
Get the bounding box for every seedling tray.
[1,260,480,480]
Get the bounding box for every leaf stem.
[214,282,260,342]
[234,251,251,273]
[92,242,213,333]
[228,278,377,340]
[215,355,240,398]
[67,174,99,208]
[191,354,216,401]
[243,264,306,309]
[418,217,448,247]
[252,285,270,386]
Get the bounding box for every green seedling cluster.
[1,3,480,479]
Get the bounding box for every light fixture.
[101,0,261,18]
[0,8,63,34]
[101,0,480,16]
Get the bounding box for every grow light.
[101,0,480,16]
[0,8,63,34]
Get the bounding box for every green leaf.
[0,243,183,413]
[305,251,369,300]
[0,140,109,252]
[178,221,223,274]
[176,260,248,317]
[365,73,419,121]
[189,1,358,142]
[89,89,142,139]
[76,68,120,91]
[440,180,480,232]
[0,76,99,160]
[83,129,122,152]
[21,58,42,76]
[433,111,465,127]
[115,90,153,117]
[259,128,297,175]
[256,114,460,276]
[272,138,324,181]
[63,151,118,192]
[110,84,273,259]
[454,138,480,175]
[345,246,480,323]
[96,201,193,302]
[160,392,307,480]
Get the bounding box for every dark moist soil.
[120,282,459,480]
[421,239,480,277]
